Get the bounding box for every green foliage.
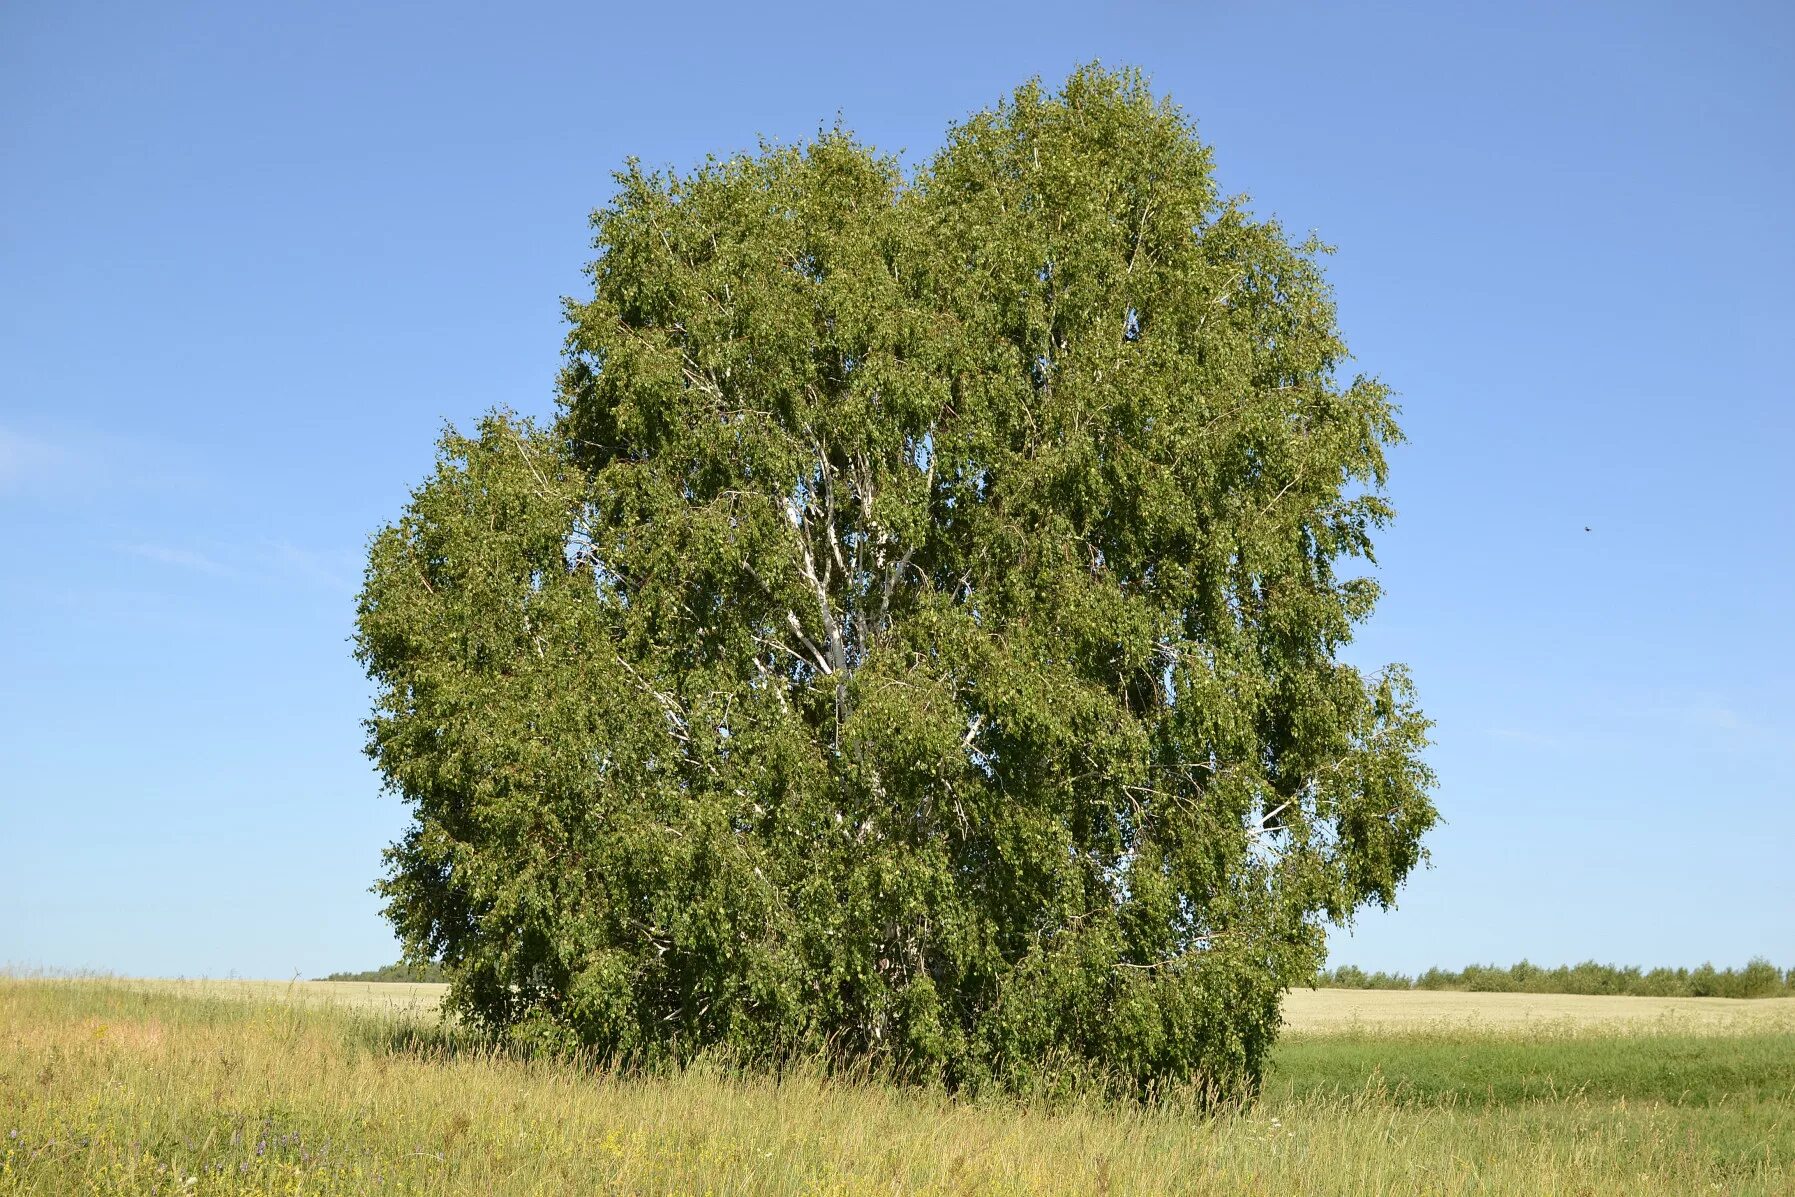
[318,962,447,983]
[1317,959,1794,999]
[1316,964,1414,991]
[357,65,1436,1099]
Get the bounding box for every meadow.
[3,979,1793,1195]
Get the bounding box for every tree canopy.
[357,65,1435,1100]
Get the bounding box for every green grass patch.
[1268,1029,1795,1107]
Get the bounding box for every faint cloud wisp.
[122,543,239,578]
[258,540,360,594]
[0,426,69,494]
[116,539,359,593]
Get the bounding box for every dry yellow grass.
[106,977,450,1013]
[86,977,1795,1036]
[1282,986,1795,1036]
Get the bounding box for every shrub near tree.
[356,65,1437,1100]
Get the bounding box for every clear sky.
[3,1,1790,980]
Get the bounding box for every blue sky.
[3,1,1790,980]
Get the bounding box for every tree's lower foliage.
[357,67,1436,1101]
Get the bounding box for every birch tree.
[358,65,1436,1100]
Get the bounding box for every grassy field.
[1280,986,1795,1034]
[82,977,1795,1033]
[3,980,1792,1195]
[92,978,450,1015]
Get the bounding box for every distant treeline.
[1316,958,1793,999]
[318,962,447,984]
[321,958,1792,998]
